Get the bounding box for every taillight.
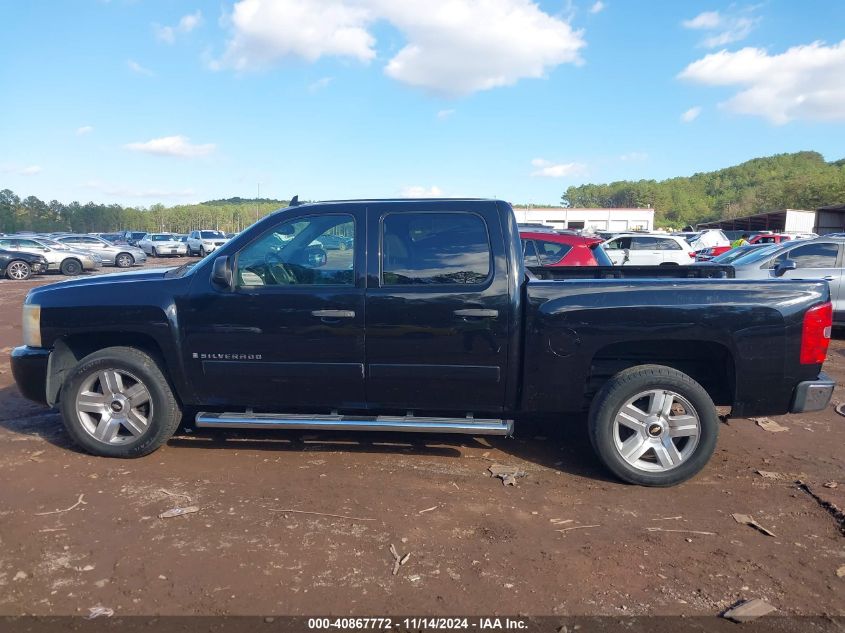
[688,251,697,258]
[800,302,832,364]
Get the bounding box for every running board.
[195,412,513,436]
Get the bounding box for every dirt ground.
[0,260,843,617]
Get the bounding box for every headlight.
[22,304,42,348]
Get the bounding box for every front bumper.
[10,346,50,405]
[790,371,835,413]
[31,262,47,274]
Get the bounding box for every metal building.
[512,207,655,232]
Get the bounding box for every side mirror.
[211,255,233,289]
[774,259,797,277]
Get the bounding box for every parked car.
[138,233,189,257]
[520,231,612,266]
[186,230,228,256]
[694,245,732,261]
[602,234,695,266]
[0,249,48,280]
[731,236,845,324]
[53,234,147,268]
[95,233,127,244]
[317,234,354,251]
[0,236,100,275]
[747,232,816,245]
[120,231,148,246]
[703,243,779,265]
[10,199,834,488]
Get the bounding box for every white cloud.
[619,151,648,161]
[682,8,758,48]
[436,109,455,120]
[680,106,702,122]
[125,135,216,158]
[530,158,585,178]
[127,59,155,76]
[379,0,585,97]
[76,125,94,136]
[215,0,375,70]
[308,76,333,93]
[0,164,42,176]
[589,1,606,14]
[84,180,196,199]
[154,10,202,44]
[214,0,585,96]
[400,185,443,198]
[679,40,845,124]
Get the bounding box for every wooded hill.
[561,151,845,228]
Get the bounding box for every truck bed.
[527,265,735,280]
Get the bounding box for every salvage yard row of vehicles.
[10,198,834,488]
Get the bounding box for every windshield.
[201,231,225,239]
[726,244,781,266]
[151,234,174,241]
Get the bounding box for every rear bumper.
[10,346,50,405]
[790,372,834,413]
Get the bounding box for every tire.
[338,242,348,251]
[658,262,680,267]
[6,260,31,280]
[588,364,719,487]
[59,346,181,458]
[151,247,158,258]
[115,253,134,268]
[60,258,82,276]
[199,246,206,257]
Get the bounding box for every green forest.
[561,151,845,228]
[0,192,290,235]
[2,151,844,234]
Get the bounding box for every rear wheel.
[115,253,134,268]
[6,260,31,280]
[60,258,82,276]
[59,346,181,458]
[588,365,718,486]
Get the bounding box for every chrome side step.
[195,412,513,436]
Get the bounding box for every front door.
[182,207,366,410]
[364,202,510,414]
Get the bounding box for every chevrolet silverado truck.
[10,199,835,486]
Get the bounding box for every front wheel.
[6,260,32,280]
[151,247,158,258]
[60,258,82,276]
[588,365,719,486]
[115,253,134,268]
[59,346,181,457]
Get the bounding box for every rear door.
[365,202,510,413]
[774,241,843,313]
[629,236,662,265]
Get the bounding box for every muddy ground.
[0,260,842,617]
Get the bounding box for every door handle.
[454,309,498,318]
[311,310,355,319]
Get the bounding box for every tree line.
[0,191,290,235]
[561,151,845,228]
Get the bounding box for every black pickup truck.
[11,199,835,486]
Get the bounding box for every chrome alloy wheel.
[8,261,30,280]
[75,369,152,445]
[612,389,701,472]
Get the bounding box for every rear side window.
[655,238,682,250]
[631,237,658,250]
[382,212,491,285]
[776,243,839,269]
[535,240,572,265]
[522,239,540,266]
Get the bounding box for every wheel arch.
[585,339,736,409]
[47,333,181,407]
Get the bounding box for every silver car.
[54,234,147,268]
[0,236,101,275]
[138,233,189,257]
[731,236,844,322]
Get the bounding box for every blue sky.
[1,0,844,207]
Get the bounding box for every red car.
[520,231,611,266]
[694,245,732,261]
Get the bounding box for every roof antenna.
[289,195,300,206]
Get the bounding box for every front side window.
[381,212,491,286]
[774,243,839,269]
[605,237,631,250]
[236,214,355,287]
